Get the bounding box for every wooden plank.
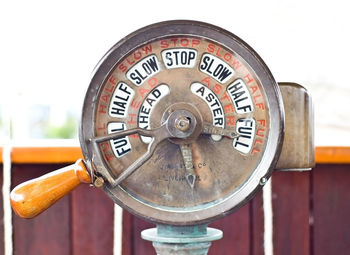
[1,146,349,164]
[12,164,71,255]
[122,210,155,255]
[130,215,155,254]
[210,202,250,255]
[122,211,134,255]
[11,147,83,164]
[251,190,264,255]
[71,184,114,255]
[315,146,350,164]
[272,171,310,255]
[312,164,350,254]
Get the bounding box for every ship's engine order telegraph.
[10,21,314,255]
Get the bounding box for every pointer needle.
[180,144,196,189]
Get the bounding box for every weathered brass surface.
[80,20,284,225]
[276,83,315,171]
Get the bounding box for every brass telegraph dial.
[80,20,284,225]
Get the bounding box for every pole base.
[141,224,223,255]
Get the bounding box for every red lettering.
[180,38,189,47]
[101,94,110,103]
[98,104,107,114]
[244,74,254,84]
[251,148,260,155]
[128,113,137,125]
[105,154,114,161]
[220,92,230,102]
[213,84,222,94]
[139,88,150,98]
[256,128,265,137]
[142,44,152,54]
[192,39,200,47]
[226,116,235,126]
[147,77,158,88]
[224,104,234,113]
[257,119,266,127]
[101,142,110,152]
[118,63,127,73]
[131,99,141,109]
[126,57,135,65]
[134,50,142,60]
[109,75,117,85]
[201,77,211,86]
[254,94,262,102]
[250,85,258,94]
[224,53,232,62]
[170,38,178,47]
[160,40,169,48]
[254,139,264,147]
[130,134,139,139]
[216,47,222,57]
[97,123,106,130]
[256,103,265,110]
[232,59,242,70]
[207,43,215,53]
[105,85,114,93]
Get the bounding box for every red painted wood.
[71,184,114,255]
[251,190,264,255]
[122,211,134,255]
[12,164,71,255]
[272,171,310,255]
[209,202,250,255]
[312,164,350,254]
[130,214,155,255]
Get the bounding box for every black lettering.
[173,51,179,65]
[218,67,232,82]
[234,137,249,148]
[165,52,173,66]
[238,126,253,139]
[213,64,223,77]
[140,106,150,115]
[196,86,205,96]
[151,88,161,98]
[146,98,156,107]
[237,105,252,113]
[213,108,223,117]
[115,94,130,102]
[214,117,224,126]
[228,82,243,94]
[119,83,131,94]
[139,114,149,124]
[130,72,142,85]
[188,51,195,64]
[146,56,159,72]
[142,63,152,75]
[181,51,187,65]
[200,56,210,70]
[205,92,215,103]
[135,69,147,80]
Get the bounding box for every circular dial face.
[81,21,283,225]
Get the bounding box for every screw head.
[175,116,191,132]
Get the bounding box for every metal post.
[141,224,222,255]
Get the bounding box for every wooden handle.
[10,159,91,219]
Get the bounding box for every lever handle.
[10,159,91,218]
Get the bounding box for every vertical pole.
[2,104,13,255]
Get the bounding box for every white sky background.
[0,0,349,145]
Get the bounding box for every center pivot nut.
[166,109,197,139]
[175,116,191,132]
